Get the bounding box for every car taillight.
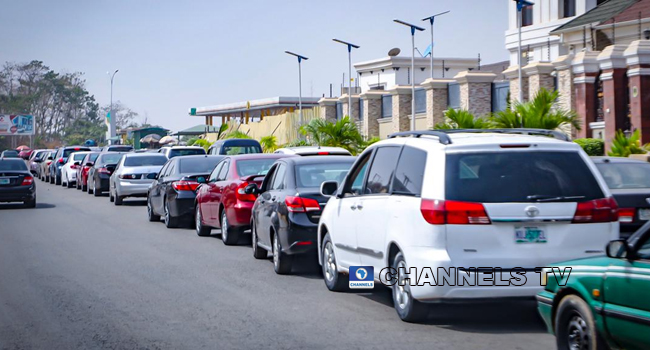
[618,208,635,223]
[21,176,34,186]
[57,158,64,164]
[71,164,79,170]
[236,182,257,201]
[172,180,200,191]
[317,151,330,155]
[572,197,619,223]
[285,196,321,213]
[420,199,491,225]
[119,174,140,179]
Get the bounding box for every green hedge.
[574,138,604,156]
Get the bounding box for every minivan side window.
[392,146,427,197]
[363,147,401,195]
[344,151,373,196]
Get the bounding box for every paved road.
[0,181,555,349]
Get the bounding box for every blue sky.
[0,0,508,131]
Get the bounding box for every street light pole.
[285,51,308,135]
[108,69,119,144]
[422,11,450,79]
[333,39,360,119]
[394,19,425,131]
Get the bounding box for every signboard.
[0,115,34,136]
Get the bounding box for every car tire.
[94,181,102,197]
[392,252,428,323]
[55,175,61,186]
[195,205,211,236]
[87,179,93,194]
[220,210,238,245]
[147,197,161,222]
[321,233,347,292]
[82,183,87,192]
[23,199,36,208]
[272,231,292,274]
[109,191,115,202]
[251,220,266,259]
[163,200,179,228]
[555,295,607,350]
[66,178,73,188]
[114,191,123,205]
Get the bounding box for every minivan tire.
[392,252,429,323]
[321,233,347,292]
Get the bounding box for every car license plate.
[639,209,650,221]
[0,178,9,185]
[515,226,547,243]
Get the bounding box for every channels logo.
[349,266,374,289]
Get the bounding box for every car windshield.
[72,153,87,161]
[236,159,277,177]
[296,162,354,188]
[2,150,19,157]
[595,162,650,189]
[63,148,89,157]
[179,157,223,173]
[98,153,123,165]
[88,153,100,162]
[124,155,167,167]
[108,146,132,152]
[169,148,206,158]
[223,145,262,155]
[445,151,604,203]
[0,160,28,171]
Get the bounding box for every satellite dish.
[388,48,401,57]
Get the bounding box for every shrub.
[192,139,212,151]
[608,129,646,157]
[574,138,604,156]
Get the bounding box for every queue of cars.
[9,130,650,349]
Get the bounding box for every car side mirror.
[74,161,81,166]
[244,183,259,195]
[34,159,42,163]
[196,176,206,184]
[85,162,93,167]
[606,239,634,259]
[106,164,116,172]
[47,156,53,160]
[320,181,338,197]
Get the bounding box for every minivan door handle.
[356,204,363,210]
[350,203,357,210]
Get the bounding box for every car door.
[266,163,287,242]
[214,159,231,228]
[203,161,224,226]
[256,164,279,247]
[328,150,373,268]
[603,230,650,349]
[151,161,170,213]
[160,161,177,211]
[355,146,402,271]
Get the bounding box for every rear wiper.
[526,195,586,202]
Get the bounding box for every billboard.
[0,115,34,136]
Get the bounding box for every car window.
[167,161,176,176]
[392,146,427,197]
[72,153,87,161]
[363,147,401,195]
[223,145,262,155]
[124,155,167,167]
[98,153,123,165]
[0,160,28,171]
[179,157,223,173]
[63,148,90,158]
[637,235,650,260]
[270,164,286,190]
[89,153,100,162]
[235,159,276,177]
[158,163,170,178]
[169,148,206,158]
[261,165,277,192]
[345,151,372,196]
[209,162,224,182]
[296,162,354,188]
[217,160,230,181]
[596,162,650,189]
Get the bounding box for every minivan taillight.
[21,176,34,186]
[285,196,320,213]
[572,197,619,223]
[420,199,491,225]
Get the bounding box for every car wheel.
[392,252,428,323]
[55,174,61,186]
[321,233,347,292]
[94,181,102,197]
[50,173,54,184]
[555,295,606,350]
[66,178,73,188]
[23,198,36,208]
[195,205,211,236]
[272,231,292,274]
[114,190,123,205]
[251,220,266,259]
[164,199,179,228]
[147,197,161,222]
[220,210,238,245]
[109,191,115,202]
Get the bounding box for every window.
[235,159,276,177]
[381,95,392,118]
[345,152,372,196]
[363,147,401,195]
[0,159,28,171]
[209,162,223,182]
[217,160,230,180]
[595,163,650,189]
[414,89,426,114]
[98,153,123,165]
[168,148,206,158]
[124,155,167,167]
[445,152,605,203]
[392,147,427,196]
[296,162,354,188]
[270,164,286,190]
[522,5,533,27]
[158,163,170,178]
[179,157,223,173]
[637,236,650,260]
[561,0,576,18]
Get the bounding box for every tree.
[434,108,492,129]
[100,101,138,130]
[300,116,365,154]
[260,135,279,153]
[492,88,580,130]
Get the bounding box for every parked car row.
[24,131,650,348]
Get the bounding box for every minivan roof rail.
[388,131,453,145]
[441,128,571,142]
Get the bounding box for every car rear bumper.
[0,185,35,202]
[283,214,318,255]
[227,200,255,228]
[168,191,196,218]
[116,180,152,197]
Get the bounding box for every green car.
[537,221,650,350]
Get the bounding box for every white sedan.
[109,153,167,205]
[61,152,91,188]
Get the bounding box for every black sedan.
[593,157,650,238]
[0,158,36,208]
[147,155,225,228]
[87,152,124,196]
[249,156,355,274]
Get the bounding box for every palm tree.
[260,135,279,153]
[434,108,492,129]
[299,118,328,146]
[224,130,251,139]
[300,116,365,154]
[492,88,580,130]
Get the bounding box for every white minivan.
[317,129,618,322]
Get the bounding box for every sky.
[0,0,509,132]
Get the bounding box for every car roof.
[176,155,225,161]
[275,146,351,154]
[591,156,648,164]
[228,153,294,161]
[124,152,167,157]
[281,155,356,165]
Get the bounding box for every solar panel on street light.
[393,19,425,31]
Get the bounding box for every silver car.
[109,153,167,206]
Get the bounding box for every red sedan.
[76,152,100,191]
[195,153,293,245]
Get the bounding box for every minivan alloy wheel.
[323,242,336,282]
[395,260,409,310]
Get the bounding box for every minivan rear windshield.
[222,145,261,155]
[124,155,167,167]
[445,151,604,203]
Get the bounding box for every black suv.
[48,146,91,185]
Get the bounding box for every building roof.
[551,0,640,33]
[354,56,480,71]
[172,124,223,136]
[190,96,320,117]
[600,0,650,24]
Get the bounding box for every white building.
[505,0,606,64]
